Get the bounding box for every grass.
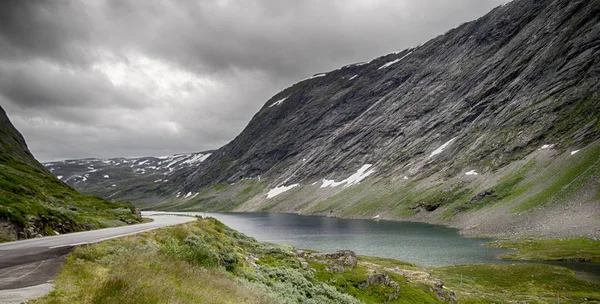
[443,161,536,217]
[0,154,140,241]
[432,264,600,303]
[487,238,600,263]
[32,217,600,303]
[512,145,600,213]
[34,218,449,304]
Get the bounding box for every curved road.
[0,214,196,303]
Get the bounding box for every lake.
[146,211,512,266]
[145,211,600,282]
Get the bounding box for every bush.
[219,251,239,272]
[161,236,219,268]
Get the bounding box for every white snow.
[465,170,478,176]
[184,192,192,198]
[348,75,358,80]
[343,62,367,68]
[176,192,181,198]
[378,51,413,70]
[154,179,162,183]
[165,160,180,168]
[57,175,63,180]
[540,144,554,150]
[372,215,380,219]
[267,184,299,199]
[403,176,409,180]
[138,160,149,166]
[571,150,580,156]
[103,175,109,178]
[302,73,326,81]
[430,137,457,157]
[112,184,116,187]
[181,153,212,165]
[321,164,376,188]
[268,97,287,108]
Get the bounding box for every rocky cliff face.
[47,0,600,237]
[175,0,599,190]
[0,105,141,241]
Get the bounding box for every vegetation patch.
[0,155,140,242]
[487,238,600,263]
[432,263,600,303]
[34,218,451,304]
[512,145,600,213]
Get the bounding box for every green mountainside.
[0,105,141,242]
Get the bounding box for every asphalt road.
[0,214,196,303]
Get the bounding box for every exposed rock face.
[313,250,358,268]
[169,0,599,192]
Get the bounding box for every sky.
[0,0,507,162]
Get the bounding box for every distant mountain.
[48,0,600,238]
[44,152,213,206]
[0,105,141,241]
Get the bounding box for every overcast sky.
[0,0,507,162]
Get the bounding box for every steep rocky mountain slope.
[0,105,141,241]
[48,0,600,238]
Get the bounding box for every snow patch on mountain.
[430,138,457,157]
[267,184,299,199]
[378,51,413,70]
[268,97,287,108]
[321,164,375,188]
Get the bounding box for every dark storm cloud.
[0,0,508,161]
[0,60,146,112]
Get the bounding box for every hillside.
[32,218,600,303]
[47,0,600,238]
[43,151,213,205]
[0,105,141,241]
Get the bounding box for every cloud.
[0,0,507,162]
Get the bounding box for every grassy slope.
[487,238,600,263]
[34,218,600,304]
[432,264,600,303]
[34,218,450,304]
[0,154,140,241]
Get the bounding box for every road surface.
[0,214,196,303]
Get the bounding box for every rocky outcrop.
[299,250,358,269]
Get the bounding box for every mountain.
[0,105,141,241]
[43,151,213,206]
[48,0,600,238]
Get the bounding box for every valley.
[44,0,600,240]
